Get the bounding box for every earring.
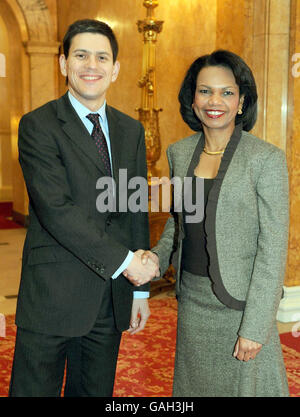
[238,100,244,115]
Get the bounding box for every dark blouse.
[182,177,214,276]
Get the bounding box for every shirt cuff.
[111,250,134,279]
[133,291,150,299]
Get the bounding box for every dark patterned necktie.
[86,113,111,176]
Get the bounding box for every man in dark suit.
[9,19,158,397]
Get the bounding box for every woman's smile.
[204,109,226,119]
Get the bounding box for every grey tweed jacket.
[152,124,289,345]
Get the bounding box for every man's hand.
[123,250,160,286]
[140,250,160,269]
[127,298,150,335]
[233,336,262,361]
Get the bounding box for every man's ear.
[59,54,67,77]
[111,60,120,83]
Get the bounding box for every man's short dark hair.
[178,50,258,132]
[63,19,119,62]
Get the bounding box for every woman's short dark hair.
[62,19,119,62]
[178,50,258,132]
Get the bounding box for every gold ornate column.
[136,0,163,180]
[136,1,174,294]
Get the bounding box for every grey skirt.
[173,270,290,397]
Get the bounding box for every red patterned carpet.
[0,297,299,397]
[114,297,177,397]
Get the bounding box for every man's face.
[59,32,120,111]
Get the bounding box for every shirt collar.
[68,91,107,123]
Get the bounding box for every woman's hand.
[233,336,262,361]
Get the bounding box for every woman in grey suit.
[144,50,290,396]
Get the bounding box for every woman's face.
[193,65,244,133]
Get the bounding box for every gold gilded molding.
[136,0,163,181]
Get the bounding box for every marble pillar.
[273,0,300,321]
[24,41,60,111]
[286,0,300,288]
[0,14,12,202]
[0,0,60,219]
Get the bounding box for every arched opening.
[0,1,27,214]
[0,0,59,224]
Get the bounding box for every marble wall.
[216,0,246,56]
[0,1,25,212]
[0,13,12,202]
[286,0,300,287]
[0,0,60,221]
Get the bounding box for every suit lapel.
[105,105,124,188]
[176,133,203,182]
[57,93,108,176]
[171,133,203,227]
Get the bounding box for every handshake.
[123,250,160,286]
